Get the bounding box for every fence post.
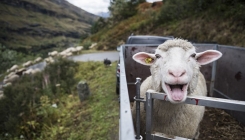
[135,77,142,140]
[209,44,218,97]
[145,92,153,140]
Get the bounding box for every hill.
[0,0,99,54]
[83,0,245,50]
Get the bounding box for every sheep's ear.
[196,50,222,65]
[133,52,156,66]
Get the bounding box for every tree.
[108,0,146,23]
[91,17,106,34]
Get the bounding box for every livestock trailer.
[119,43,245,140]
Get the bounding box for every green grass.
[38,61,119,140]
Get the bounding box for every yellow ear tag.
[145,57,153,64]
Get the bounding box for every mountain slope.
[0,0,99,53]
[84,1,245,50]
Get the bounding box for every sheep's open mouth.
[165,83,188,101]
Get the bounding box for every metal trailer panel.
[119,46,135,140]
[124,45,157,101]
[214,45,245,100]
[214,45,245,125]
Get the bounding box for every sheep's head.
[133,39,222,103]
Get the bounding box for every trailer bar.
[147,90,245,112]
[119,46,135,140]
[145,90,245,140]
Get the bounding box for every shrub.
[0,44,32,74]
[157,0,245,24]
[82,40,92,50]
[0,58,78,139]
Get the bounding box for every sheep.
[131,39,222,139]
[15,68,27,76]
[2,82,12,88]
[76,46,83,51]
[75,46,83,54]
[69,47,77,53]
[61,52,73,58]
[22,60,33,67]
[3,74,19,84]
[66,52,73,56]
[89,43,97,49]
[48,51,59,57]
[59,51,67,56]
[23,68,41,75]
[44,57,55,64]
[23,68,33,75]
[59,48,74,58]
[4,72,15,79]
[8,65,19,72]
[34,57,42,63]
[31,68,41,74]
[58,46,82,58]
[62,47,76,54]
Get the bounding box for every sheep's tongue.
[171,87,184,101]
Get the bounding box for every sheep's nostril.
[180,70,186,77]
[168,70,176,77]
[168,69,186,77]
[169,72,174,77]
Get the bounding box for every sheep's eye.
[191,53,196,58]
[155,54,161,59]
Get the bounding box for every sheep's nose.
[168,69,186,77]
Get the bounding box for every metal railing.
[145,90,245,140]
[119,46,135,140]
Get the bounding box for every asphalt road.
[69,51,119,62]
[0,51,119,89]
[34,51,119,70]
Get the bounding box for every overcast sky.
[66,0,159,15]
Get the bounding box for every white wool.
[157,38,194,52]
[22,60,33,67]
[3,74,19,84]
[9,65,19,72]
[34,57,42,63]
[48,51,58,57]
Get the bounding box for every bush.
[82,40,92,50]
[44,58,79,94]
[157,0,245,24]
[0,73,43,138]
[157,0,193,23]
[0,58,79,139]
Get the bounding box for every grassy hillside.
[0,60,119,139]
[0,0,98,53]
[83,0,245,50]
